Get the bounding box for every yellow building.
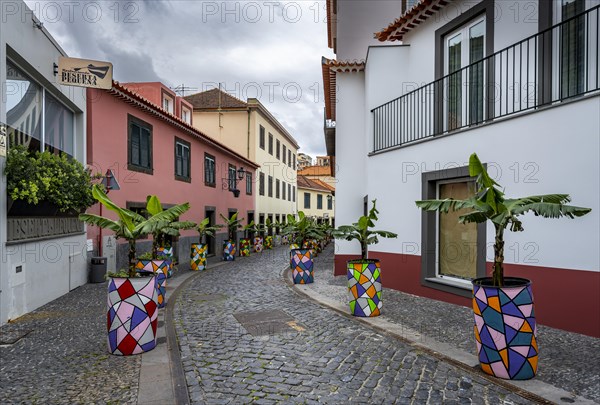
[297,176,335,226]
[185,89,299,228]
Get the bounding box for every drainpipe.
[247,107,251,159]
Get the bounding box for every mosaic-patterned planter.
[289,243,300,269]
[240,238,251,257]
[472,277,538,380]
[107,275,158,356]
[136,259,169,308]
[157,246,174,278]
[223,241,236,261]
[190,243,207,271]
[254,237,263,253]
[265,235,273,250]
[291,248,314,284]
[281,235,289,245]
[348,259,382,317]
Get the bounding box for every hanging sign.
[57,57,113,90]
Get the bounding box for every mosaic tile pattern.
[254,237,263,253]
[289,243,300,269]
[223,241,236,261]
[264,236,273,250]
[107,276,158,356]
[135,260,169,308]
[190,243,207,271]
[347,260,382,317]
[291,249,314,284]
[157,247,174,278]
[240,238,251,257]
[473,279,538,380]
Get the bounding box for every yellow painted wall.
[297,187,335,225]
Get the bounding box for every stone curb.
[284,267,594,405]
[137,260,228,405]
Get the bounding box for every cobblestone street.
[175,245,532,404]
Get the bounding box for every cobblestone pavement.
[313,247,600,403]
[174,245,534,404]
[0,282,140,404]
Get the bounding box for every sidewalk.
[293,245,599,404]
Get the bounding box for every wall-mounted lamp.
[222,166,246,198]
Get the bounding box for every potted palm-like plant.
[264,218,274,250]
[79,184,190,355]
[220,212,243,261]
[332,200,397,317]
[190,218,222,271]
[416,153,591,380]
[136,197,193,308]
[283,211,324,284]
[240,221,256,257]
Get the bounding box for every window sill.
[205,182,216,188]
[128,164,153,175]
[175,175,191,183]
[423,277,473,298]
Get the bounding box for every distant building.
[297,153,313,170]
[297,176,335,226]
[297,166,336,189]
[316,156,331,167]
[185,88,299,231]
[87,82,258,268]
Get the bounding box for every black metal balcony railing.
[372,5,600,153]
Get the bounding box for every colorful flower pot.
[472,277,538,380]
[302,241,317,258]
[157,246,174,278]
[223,241,236,261]
[254,237,263,253]
[282,235,289,245]
[240,238,251,257]
[265,235,273,250]
[136,259,169,308]
[190,243,207,271]
[107,275,158,356]
[291,248,314,284]
[347,259,382,317]
[289,243,300,269]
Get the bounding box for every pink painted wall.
[86,87,256,249]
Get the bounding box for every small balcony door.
[444,17,486,132]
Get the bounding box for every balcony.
[372,5,600,153]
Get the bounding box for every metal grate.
[233,309,305,337]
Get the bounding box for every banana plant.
[332,199,397,260]
[79,184,190,277]
[242,221,256,239]
[145,195,194,259]
[416,153,591,286]
[220,212,243,242]
[283,211,325,246]
[193,217,223,244]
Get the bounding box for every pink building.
[86,82,259,270]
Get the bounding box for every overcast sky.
[25,0,335,158]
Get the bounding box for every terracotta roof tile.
[184,88,247,109]
[298,165,333,177]
[312,179,335,192]
[297,175,333,192]
[375,0,450,42]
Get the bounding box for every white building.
[0,1,88,324]
[324,0,600,337]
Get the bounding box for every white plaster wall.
[335,73,368,255]
[0,0,88,325]
[336,0,403,61]
[366,96,600,272]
